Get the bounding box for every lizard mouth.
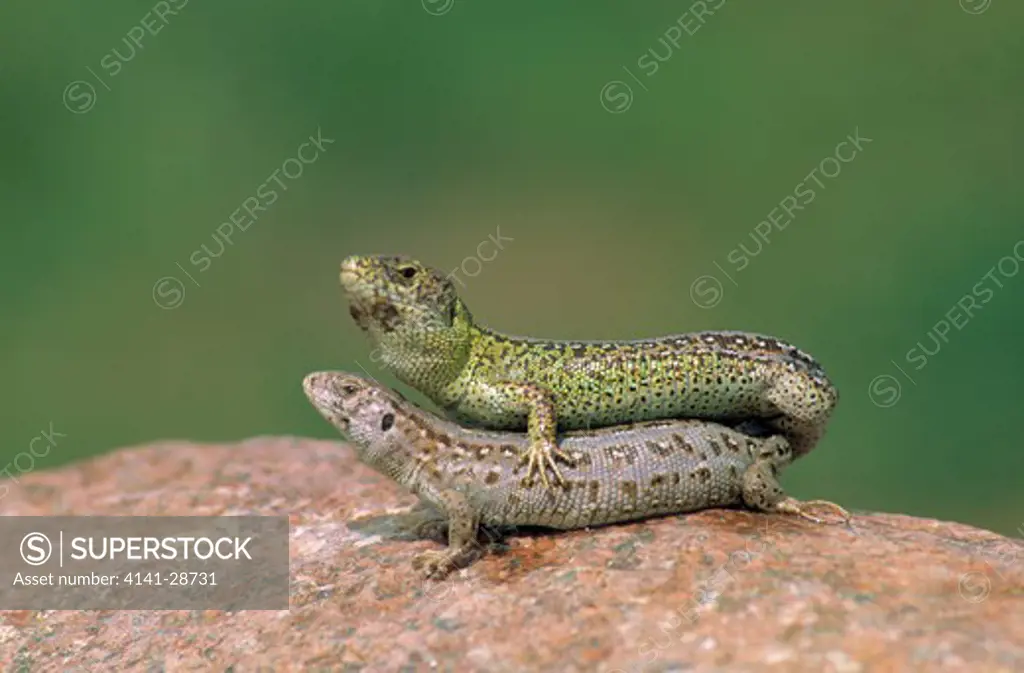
[349,304,370,330]
[302,374,351,429]
[347,300,400,334]
[339,267,360,290]
[369,301,400,333]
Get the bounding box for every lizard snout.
[339,256,362,287]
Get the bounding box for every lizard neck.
[356,386,522,496]
[376,299,477,398]
[359,403,468,497]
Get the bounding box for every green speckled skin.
[340,254,838,487]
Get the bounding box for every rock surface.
[1,437,1022,672]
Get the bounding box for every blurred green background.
[2,1,1022,535]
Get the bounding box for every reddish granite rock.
[1,438,1021,672]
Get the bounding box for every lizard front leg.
[465,381,577,491]
[411,488,481,579]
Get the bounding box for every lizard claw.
[773,497,851,526]
[522,441,576,490]
[412,549,459,580]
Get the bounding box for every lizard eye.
[340,384,358,396]
[380,413,395,431]
[399,266,417,280]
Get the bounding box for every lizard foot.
[521,440,577,490]
[408,516,449,543]
[772,497,851,526]
[411,549,461,580]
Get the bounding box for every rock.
[1,438,1022,672]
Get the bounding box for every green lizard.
[339,254,839,492]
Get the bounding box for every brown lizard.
[303,370,849,579]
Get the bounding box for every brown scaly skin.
[339,254,839,492]
[303,371,850,579]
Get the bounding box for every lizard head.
[340,254,460,334]
[302,371,406,462]
[339,254,473,387]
